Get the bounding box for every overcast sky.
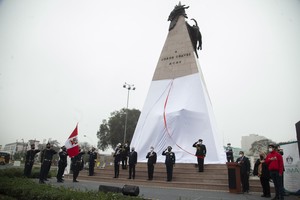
[0,0,299,150]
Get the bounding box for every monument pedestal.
[226,162,242,193]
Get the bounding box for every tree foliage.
[248,138,274,156]
[97,108,141,151]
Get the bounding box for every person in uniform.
[225,143,234,162]
[162,146,175,182]
[146,146,157,180]
[71,146,85,182]
[56,146,68,183]
[236,151,251,193]
[192,139,206,172]
[39,142,57,184]
[121,141,130,169]
[113,143,122,178]
[88,147,97,176]
[24,143,40,177]
[128,147,137,179]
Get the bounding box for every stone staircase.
[73,163,269,192]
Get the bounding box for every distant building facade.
[4,140,40,155]
[241,134,267,153]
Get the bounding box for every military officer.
[162,146,175,182]
[113,143,122,178]
[193,139,206,172]
[71,146,85,182]
[39,142,57,184]
[56,146,68,182]
[88,147,97,176]
[225,143,234,162]
[24,143,40,177]
[128,147,137,179]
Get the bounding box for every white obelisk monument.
[131,3,226,164]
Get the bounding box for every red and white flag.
[65,124,79,157]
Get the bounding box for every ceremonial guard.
[162,146,175,182]
[192,139,206,172]
[56,146,68,183]
[113,143,122,178]
[121,141,130,169]
[146,146,157,180]
[71,146,85,182]
[24,143,40,177]
[128,147,137,179]
[39,142,57,184]
[88,147,97,176]
[236,151,251,193]
[225,143,234,162]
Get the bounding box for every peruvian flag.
[65,124,79,157]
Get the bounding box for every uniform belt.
[44,159,51,162]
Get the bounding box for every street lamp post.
[123,82,135,143]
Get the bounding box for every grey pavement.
[40,178,299,200]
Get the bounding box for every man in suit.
[193,139,206,172]
[162,146,176,181]
[236,151,251,193]
[128,147,137,179]
[146,146,157,180]
[24,143,40,177]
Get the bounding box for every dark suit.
[146,151,157,180]
[253,158,270,197]
[236,156,251,193]
[162,150,175,181]
[193,142,206,172]
[128,150,137,179]
[24,148,40,177]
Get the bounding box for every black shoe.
[44,179,49,181]
[57,180,63,183]
[265,195,271,198]
[127,177,131,179]
[39,180,45,184]
[73,180,79,182]
[261,194,266,197]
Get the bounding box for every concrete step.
[73,163,271,192]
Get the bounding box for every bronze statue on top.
[186,18,202,58]
[168,2,189,31]
[168,2,202,58]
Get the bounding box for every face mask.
[269,148,273,152]
[239,154,243,157]
[150,148,154,152]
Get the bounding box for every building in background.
[241,134,267,154]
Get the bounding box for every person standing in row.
[236,151,250,193]
[162,146,175,182]
[128,147,137,179]
[39,142,57,184]
[71,146,85,182]
[146,146,157,180]
[113,143,122,178]
[88,147,97,176]
[265,143,284,200]
[225,143,234,162]
[253,152,271,198]
[121,141,130,169]
[24,143,40,177]
[56,146,68,183]
[193,139,206,172]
